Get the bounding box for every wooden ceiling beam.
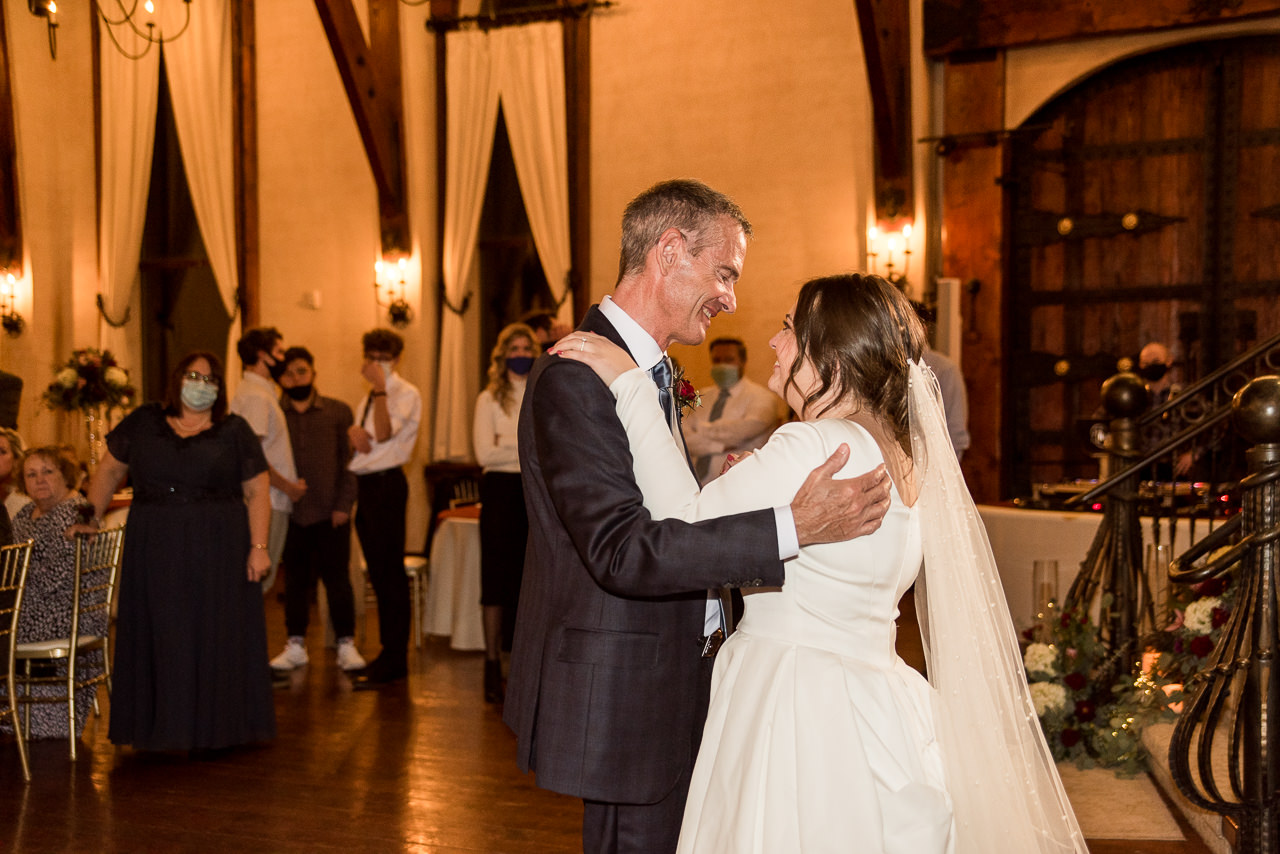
[853,0,914,228]
[313,0,407,251]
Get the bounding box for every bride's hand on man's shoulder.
[551,331,636,385]
[720,452,752,475]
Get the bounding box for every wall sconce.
[1,272,25,337]
[374,256,413,328]
[28,0,58,60]
[866,223,912,290]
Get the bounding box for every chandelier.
[29,0,193,61]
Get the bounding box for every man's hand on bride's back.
[790,444,890,546]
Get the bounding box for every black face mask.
[284,383,313,401]
[506,356,536,376]
[1139,363,1168,382]
[267,357,289,382]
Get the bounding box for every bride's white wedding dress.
[610,364,1088,854]
[610,370,952,854]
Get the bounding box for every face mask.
[1139,363,1168,382]
[181,379,219,411]
[710,364,740,390]
[506,356,535,376]
[376,360,393,380]
[267,358,289,382]
[284,383,314,401]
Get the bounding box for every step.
[1143,721,1235,854]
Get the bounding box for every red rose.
[1194,578,1225,597]
[678,379,695,398]
[1189,635,1214,657]
[1060,728,1081,748]
[1060,613,1072,628]
[1063,672,1088,691]
[1211,607,1229,629]
[1074,700,1096,722]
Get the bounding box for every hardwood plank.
[0,591,1213,852]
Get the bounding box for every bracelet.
[252,543,269,550]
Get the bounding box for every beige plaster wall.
[588,0,874,397]
[1,0,99,448]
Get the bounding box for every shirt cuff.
[774,505,799,560]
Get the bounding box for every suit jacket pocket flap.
[555,627,660,669]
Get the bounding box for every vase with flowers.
[42,347,135,468]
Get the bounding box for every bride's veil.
[908,359,1087,853]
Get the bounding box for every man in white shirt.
[230,326,306,592]
[683,336,779,484]
[347,328,422,689]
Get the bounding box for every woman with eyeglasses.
[75,351,277,755]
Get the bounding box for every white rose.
[104,366,129,388]
[1023,642,1059,677]
[1184,596,1220,635]
[56,367,79,388]
[1029,681,1068,717]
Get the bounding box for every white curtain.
[163,0,238,319]
[494,23,573,327]
[433,29,502,460]
[97,24,161,344]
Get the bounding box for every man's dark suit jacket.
[504,305,786,806]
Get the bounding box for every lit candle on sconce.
[866,225,880,273]
[0,272,25,337]
[48,1,57,25]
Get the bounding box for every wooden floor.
[0,592,1214,853]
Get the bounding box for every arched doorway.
[1003,35,1280,495]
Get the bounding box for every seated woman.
[5,446,98,740]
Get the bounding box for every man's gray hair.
[617,179,752,284]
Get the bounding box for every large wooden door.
[1005,35,1280,496]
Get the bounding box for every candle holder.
[865,224,912,290]
[374,256,413,328]
[1,272,24,337]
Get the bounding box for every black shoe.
[484,659,504,704]
[350,662,407,690]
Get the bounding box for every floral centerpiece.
[1149,551,1237,683]
[42,348,134,414]
[1024,595,1180,776]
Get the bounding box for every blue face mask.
[710,364,740,390]
[506,356,535,376]
[180,379,219,411]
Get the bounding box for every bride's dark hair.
[785,273,926,453]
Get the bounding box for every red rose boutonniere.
[673,367,700,418]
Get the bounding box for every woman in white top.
[556,274,1086,854]
[472,322,538,703]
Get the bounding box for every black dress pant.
[354,468,409,669]
[281,518,355,639]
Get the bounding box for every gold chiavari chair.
[14,525,125,760]
[0,539,33,781]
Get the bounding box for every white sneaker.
[270,640,309,671]
[336,642,367,672]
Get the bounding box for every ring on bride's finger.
[579,337,586,350]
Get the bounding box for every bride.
[555,273,1086,854]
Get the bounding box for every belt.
[356,468,403,480]
[699,628,725,659]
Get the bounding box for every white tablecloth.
[977,504,1211,630]
[978,505,1102,630]
[425,516,485,651]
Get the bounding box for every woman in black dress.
[75,352,276,752]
